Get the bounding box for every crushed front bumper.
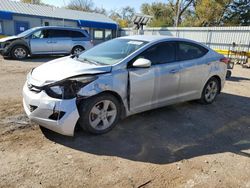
[23,82,80,136]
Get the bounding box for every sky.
[41,0,160,12]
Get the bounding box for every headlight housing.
[45,76,97,99]
[50,86,64,95]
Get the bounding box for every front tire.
[199,77,220,104]
[78,93,121,134]
[11,45,28,60]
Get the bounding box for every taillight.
[220,57,230,64]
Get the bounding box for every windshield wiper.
[72,55,106,66]
[79,57,107,65]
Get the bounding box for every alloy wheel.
[73,47,83,55]
[14,47,27,59]
[205,80,218,103]
[89,100,117,130]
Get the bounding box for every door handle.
[170,69,179,74]
[47,41,52,43]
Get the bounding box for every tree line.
[21,0,250,27]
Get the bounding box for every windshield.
[77,38,148,65]
[17,28,38,37]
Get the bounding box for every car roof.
[119,35,210,50]
[120,35,174,42]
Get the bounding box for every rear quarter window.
[177,41,208,61]
[71,31,86,38]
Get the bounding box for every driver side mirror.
[132,58,151,68]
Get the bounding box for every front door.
[129,66,156,113]
[15,21,29,35]
[30,29,53,54]
[128,41,180,113]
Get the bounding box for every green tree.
[121,6,135,21]
[109,6,135,28]
[141,2,175,27]
[141,1,194,27]
[93,7,107,15]
[225,0,250,26]
[66,0,107,14]
[193,0,232,26]
[169,0,195,26]
[67,0,94,12]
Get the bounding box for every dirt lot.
[0,56,250,188]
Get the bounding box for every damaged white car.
[23,35,228,136]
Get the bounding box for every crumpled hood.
[29,56,112,86]
[0,36,20,43]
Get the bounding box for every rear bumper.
[23,82,80,136]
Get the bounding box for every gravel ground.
[0,56,250,188]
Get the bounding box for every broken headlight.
[45,76,97,99]
[50,86,64,95]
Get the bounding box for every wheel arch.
[77,90,127,119]
[10,39,30,53]
[10,43,30,56]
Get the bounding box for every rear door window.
[177,41,208,61]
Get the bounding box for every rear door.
[49,29,72,54]
[177,41,209,101]
[30,29,53,54]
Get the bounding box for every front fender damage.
[76,72,130,117]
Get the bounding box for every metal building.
[0,0,118,43]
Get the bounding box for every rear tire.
[199,77,220,104]
[78,93,121,134]
[11,45,28,60]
